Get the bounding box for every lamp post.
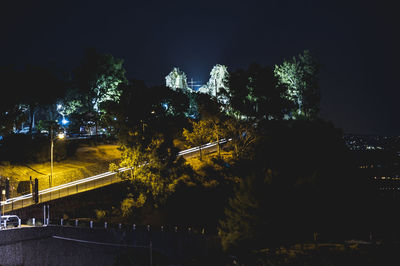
[50,129,65,188]
[1,189,5,217]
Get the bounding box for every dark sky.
[1,0,399,135]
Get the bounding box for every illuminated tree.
[115,133,184,208]
[196,93,227,155]
[274,50,320,118]
[165,67,198,118]
[223,118,259,159]
[107,80,190,210]
[183,120,214,160]
[165,67,189,91]
[201,64,230,106]
[73,48,127,134]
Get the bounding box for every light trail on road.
[3,139,229,209]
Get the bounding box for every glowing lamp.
[61,118,69,125]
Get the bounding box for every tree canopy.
[274,50,320,118]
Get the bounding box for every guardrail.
[2,139,229,213]
[3,168,127,213]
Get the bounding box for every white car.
[1,215,21,229]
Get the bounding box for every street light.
[50,130,65,188]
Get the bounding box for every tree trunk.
[217,133,220,156]
[199,146,202,161]
[95,112,99,142]
[234,143,239,158]
[29,105,35,135]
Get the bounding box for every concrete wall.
[0,226,221,265]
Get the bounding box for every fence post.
[75,219,78,227]
[32,218,35,227]
[133,224,136,230]
[119,223,122,229]
[104,222,107,229]
[149,240,153,266]
[90,221,93,228]
[43,205,46,226]
[61,218,63,226]
[47,205,50,224]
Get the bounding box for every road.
[2,140,227,213]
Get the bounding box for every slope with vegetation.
[0,49,378,263]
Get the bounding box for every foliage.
[165,67,189,91]
[0,66,25,135]
[116,134,187,210]
[200,64,231,106]
[70,48,127,133]
[94,209,107,221]
[227,64,292,120]
[20,65,66,134]
[120,193,147,216]
[218,173,267,253]
[0,65,65,135]
[183,120,214,160]
[274,50,320,118]
[218,120,365,254]
[1,51,362,258]
[108,80,191,213]
[165,67,201,118]
[223,118,259,159]
[0,105,26,136]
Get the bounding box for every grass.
[0,144,121,195]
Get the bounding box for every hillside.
[0,144,121,196]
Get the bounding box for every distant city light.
[58,133,65,139]
[61,118,69,125]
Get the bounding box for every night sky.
[1,0,399,135]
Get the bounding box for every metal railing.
[2,139,229,213]
[3,168,128,213]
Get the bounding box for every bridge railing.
[3,169,124,213]
[2,139,230,213]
